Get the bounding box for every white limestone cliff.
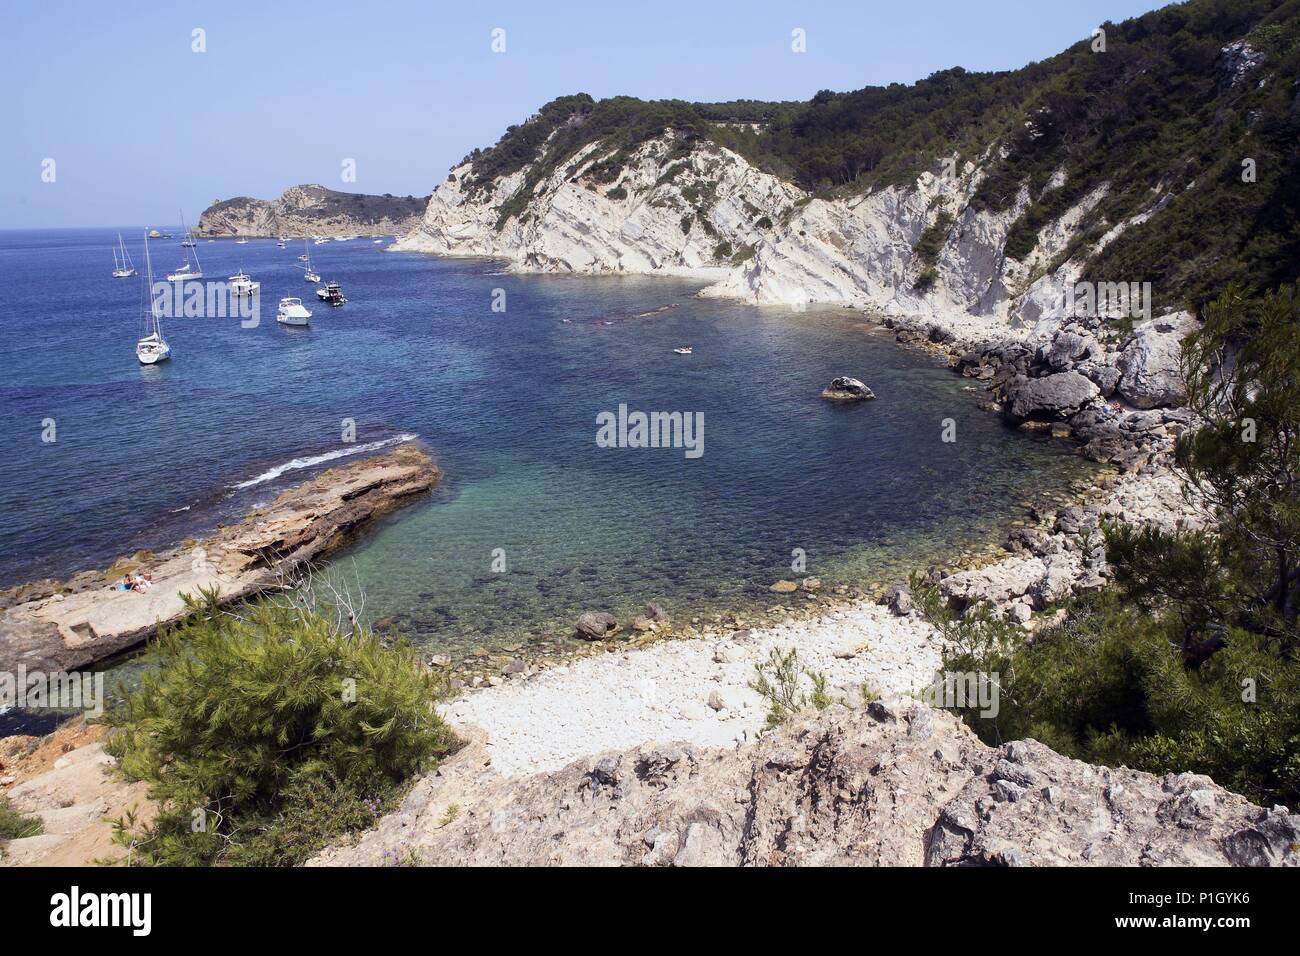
[393,130,1170,345]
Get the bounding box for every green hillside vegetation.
[925,285,1300,807]
[463,0,1299,311]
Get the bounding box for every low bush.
[106,588,454,866]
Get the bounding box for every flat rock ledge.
[0,446,439,673]
[312,700,1299,867]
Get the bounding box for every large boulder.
[821,376,876,401]
[1116,312,1199,410]
[1004,371,1100,422]
[1040,331,1096,371]
[573,612,618,641]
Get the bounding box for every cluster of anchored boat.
[113,214,356,364]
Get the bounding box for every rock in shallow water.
[821,376,876,402]
[574,611,619,640]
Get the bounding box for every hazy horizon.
[4,0,1168,229]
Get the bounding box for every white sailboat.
[234,236,249,245]
[276,297,311,327]
[136,232,171,365]
[166,213,203,282]
[303,240,320,283]
[112,233,136,278]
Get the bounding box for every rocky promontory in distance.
[196,184,428,238]
[0,445,439,674]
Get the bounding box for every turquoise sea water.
[0,228,1093,658]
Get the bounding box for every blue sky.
[2,0,1170,228]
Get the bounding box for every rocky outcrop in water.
[0,446,439,673]
[197,185,427,238]
[821,377,875,401]
[312,700,1300,866]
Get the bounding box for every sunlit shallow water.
[0,228,1094,665]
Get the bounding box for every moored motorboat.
[276,297,311,327]
[315,280,347,306]
[229,269,259,296]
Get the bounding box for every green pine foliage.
[921,285,1300,807]
[749,648,834,729]
[461,0,1300,310]
[105,588,455,866]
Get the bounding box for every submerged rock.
[574,611,619,640]
[821,377,876,402]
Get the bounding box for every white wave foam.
[231,434,418,490]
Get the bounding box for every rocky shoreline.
[0,445,439,675]
[313,698,1300,866]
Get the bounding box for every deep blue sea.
[0,227,1092,655]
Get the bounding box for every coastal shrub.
[0,796,43,843]
[750,648,833,729]
[913,266,939,293]
[713,240,733,260]
[920,286,1300,806]
[913,210,953,267]
[928,587,1300,806]
[105,587,455,866]
[605,186,628,200]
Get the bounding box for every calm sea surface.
[0,227,1093,657]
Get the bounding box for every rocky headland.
[197,184,427,238]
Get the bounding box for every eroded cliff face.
[394,135,803,278]
[197,185,427,238]
[393,132,1161,343]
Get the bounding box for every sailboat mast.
[180,210,202,273]
[143,230,161,337]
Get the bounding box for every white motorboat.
[276,297,311,327]
[112,233,137,277]
[229,269,259,296]
[673,347,693,355]
[136,232,171,364]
